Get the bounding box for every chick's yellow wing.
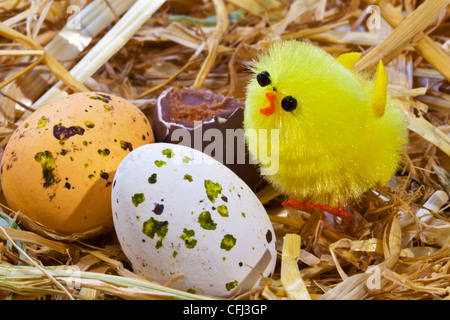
[336,52,361,70]
[372,60,388,119]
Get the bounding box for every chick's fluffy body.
[244,41,407,207]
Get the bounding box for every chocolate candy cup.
[153,87,265,192]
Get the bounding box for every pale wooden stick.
[29,0,167,111]
[0,50,44,56]
[191,0,229,89]
[2,0,137,124]
[2,0,48,27]
[0,22,89,93]
[281,234,311,300]
[355,0,449,73]
[362,0,450,81]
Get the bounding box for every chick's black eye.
[257,71,271,87]
[281,96,297,112]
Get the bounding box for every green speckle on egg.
[59,140,65,146]
[103,104,111,111]
[97,148,110,157]
[187,288,197,294]
[37,116,48,128]
[23,123,29,128]
[132,193,145,207]
[89,95,109,103]
[34,151,58,188]
[225,280,238,291]
[180,228,197,249]
[220,234,236,251]
[88,174,95,180]
[198,211,216,230]
[142,217,168,249]
[204,180,222,203]
[84,121,95,128]
[173,251,178,258]
[217,204,228,217]
[162,148,174,158]
[119,140,133,151]
[183,174,193,182]
[148,173,157,184]
[154,160,166,167]
[82,141,89,146]
[64,182,71,190]
[182,156,192,163]
[241,212,246,218]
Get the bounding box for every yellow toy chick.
[244,40,407,220]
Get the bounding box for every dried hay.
[0,0,449,300]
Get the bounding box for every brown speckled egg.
[0,92,154,238]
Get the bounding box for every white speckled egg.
[112,143,276,297]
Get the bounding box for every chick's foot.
[281,199,352,221]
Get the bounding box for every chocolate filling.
[160,88,239,126]
[153,87,266,192]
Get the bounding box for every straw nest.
[0,0,449,301]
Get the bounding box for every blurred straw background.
[0,0,449,300]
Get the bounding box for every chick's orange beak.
[259,92,276,116]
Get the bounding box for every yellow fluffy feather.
[244,40,407,215]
